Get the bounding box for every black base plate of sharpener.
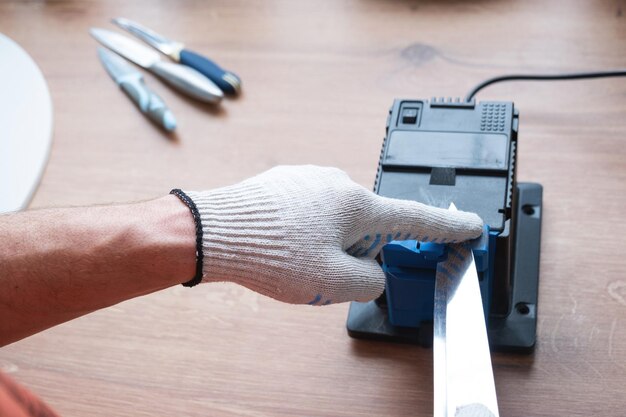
[346,182,543,353]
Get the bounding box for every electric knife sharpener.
[346,98,543,352]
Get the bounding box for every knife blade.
[112,17,242,95]
[90,28,223,104]
[98,47,176,132]
[433,204,499,417]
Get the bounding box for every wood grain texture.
[1,0,626,416]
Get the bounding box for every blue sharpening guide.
[383,226,492,328]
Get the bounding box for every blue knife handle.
[179,49,241,95]
[119,74,177,132]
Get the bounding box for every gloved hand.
[177,166,483,305]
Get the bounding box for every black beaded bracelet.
[170,189,204,287]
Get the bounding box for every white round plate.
[0,33,53,213]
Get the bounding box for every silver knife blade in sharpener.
[433,203,499,417]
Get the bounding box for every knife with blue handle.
[97,47,177,132]
[112,17,241,95]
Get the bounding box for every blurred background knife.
[98,47,177,132]
[90,28,224,104]
[112,17,242,95]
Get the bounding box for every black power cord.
[464,69,626,102]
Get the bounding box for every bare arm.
[0,195,196,346]
[0,166,483,347]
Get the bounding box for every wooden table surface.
[2,0,626,416]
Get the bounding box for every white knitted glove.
[183,166,483,305]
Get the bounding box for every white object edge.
[0,32,54,213]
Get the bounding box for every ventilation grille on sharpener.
[480,103,507,132]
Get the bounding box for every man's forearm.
[0,195,196,346]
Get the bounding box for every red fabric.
[0,371,60,417]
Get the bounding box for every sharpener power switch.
[401,108,419,124]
